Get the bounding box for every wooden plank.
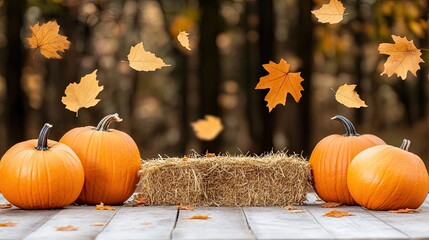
[367,195,429,239]
[0,206,60,239]
[172,207,254,240]
[23,206,118,240]
[95,206,178,240]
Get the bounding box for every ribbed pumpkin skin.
[0,140,84,209]
[348,144,429,210]
[60,127,141,205]
[310,134,385,205]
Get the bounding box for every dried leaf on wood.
[0,221,17,227]
[335,84,368,108]
[388,208,420,213]
[177,204,195,211]
[56,225,78,231]
[91,222,106,226]
[187,214,210,220]
[321,202,342,208]
[27,20,70,59]
[311,0,345,24]
[132,194,150,206]
[284,205,298,211]
[323,210,353,218]
[0,203,13,209]
[95,202,115,211]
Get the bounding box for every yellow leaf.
[61,70,104,116]
[27,20,70,59]
[91,222,106,226]
[56,225,78,231]
[187,214,210,220]
[127,42,170,71]
[191,115,223,141]
[321,202,342,208]
[283,205,298,211]
[323,210,352,218]
[255,59,304,112]
[389,208,420,213]
[0,221,17,227]
[311,0,345,24]
[177,31,191,50]
[290,209,306,213]
[335,84,368,108]
[0,203,13,209]
[95,202,115,211]
[378,35,424,80]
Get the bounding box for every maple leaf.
[335,84,368,108]
[323,210,352,218]
[255,59,304,112]
[0,203,13,209]
[187,214,210,220]
[177,31,191,50]
[283,205,298,211]
[56,225,78,231]
[0,221,17,227]
[62,69,104,116]
[388,208,420,213]
[127,42,170,71]
[321,202,342,208]
[177,204,195,211]
[95,202,115,211]
[132,194,150,206]
[91,222,106,226]
[27,21,70,59]
[191,115,223,141]
[378,35,424,80]
[311,0,345,24]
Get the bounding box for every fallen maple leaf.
[0,203,13,209]
[27,20,70,59]
[177,31,191,50]
[335,84,368,108]
[378,35,424,80]
[56,225,78,231]
[62,69,104,116]
[95,202,115,211]
[91,222,106,226]
[187,214,210,220]
[0,221,17,227]
[177,204,195,211]
[389,208,420,213]
[321,202,342,208]
[255,59,304,112]
[323,210,352,218]
[191,115,223,141]
[311,0,345,24]
[127,42,170,71]
[284,205,297,211]
[132,194,150,206]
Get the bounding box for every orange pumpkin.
[60,113,141,205]
[309,115,385,205]
[0,124,84,209]
[348,139,429,210]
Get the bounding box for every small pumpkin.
[60,113,141,205]
[348,139,429,210]
[0,124,84,209]
[309,115,385,205]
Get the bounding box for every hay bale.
[136,153,311,206]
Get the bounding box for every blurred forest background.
[0,0,428,167]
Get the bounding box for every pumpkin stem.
[400,139,411,151]
[36,123,53,151]
[331,115,360,136]
[95,113,123,131]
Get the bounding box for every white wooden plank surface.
[23,206,118,240]
[95,206,178,240]
[172,207,255,240]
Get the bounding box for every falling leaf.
[389,208,420,213]
[132,194,150,206]
[177,204,195,211]
[321,202,342,208]
[27,20,71,59]
[290,209,306,213]
[127,42,170,71]
[0,203,13,209]
[378,35,424,80]
[187,214,210,220]
[283,205,298,211]
[191,115,223,141]
[62,70,104,116]
[96,202,115,211]
[205,152,216,158]
[255,59,304,112]
[323,210,353,218]
[56,225,78,231]
[0,221,17,227]
[335,84,368,108]
[311,0,345,24]
[177,31,191,50]
[91,222,106,226]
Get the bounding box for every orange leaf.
[389,208,420,213]
[27,20,70,59]
[95,202,115,211]
[321,202,342,208]
[177,204,195,211]
[378,35,424,80]
[91,222,106,226]
[283,205,297,211]
[142,221,151,225]
[56,225,78,231]
[0,221,17,227]
[133,194,150,206]
[311,0,345,24]
[191,115,223,141]
[177,31,191,50]
[205,152,216,158]
[188,214,210,220]
[0,203,13,209]
[255,59,304,112]
[323,210,352,218]
[335,84,368,108]
[182,156,189,161]
[61,69,104,116]
[127,42,170,71]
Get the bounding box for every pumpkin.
[59,113,141,205]
[0,124,84,209]
[348,139,429,210]
[309,115,385,205]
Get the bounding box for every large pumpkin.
[0,124,84,209]
[309,115,385,205]
[348,139,429,210]
[60,113,141,205]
